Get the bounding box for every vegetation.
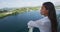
[0,6,40,18]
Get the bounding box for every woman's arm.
[27,20,39,28]
[27,17,50,28]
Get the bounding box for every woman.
[27,2,58,32]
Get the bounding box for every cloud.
[50,0,60,6]
[0,0,60,8]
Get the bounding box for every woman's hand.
[27,20,39,28]
[27,20,34,28]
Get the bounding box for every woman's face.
[40,6,48,16]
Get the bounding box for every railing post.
[29,27,33,32]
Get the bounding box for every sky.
[0,0,60,8]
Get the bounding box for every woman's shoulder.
[35,16,50,23]
[33,16,51,26]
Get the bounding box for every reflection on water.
[0,10,60,32]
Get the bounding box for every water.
[0,10,43,32]
[0,10,60,32]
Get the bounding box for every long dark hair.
[43,2,57,32]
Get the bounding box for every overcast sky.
[0,0,60,8]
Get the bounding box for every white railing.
[29,27,33,32]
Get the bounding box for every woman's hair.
[43,2,58,32]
